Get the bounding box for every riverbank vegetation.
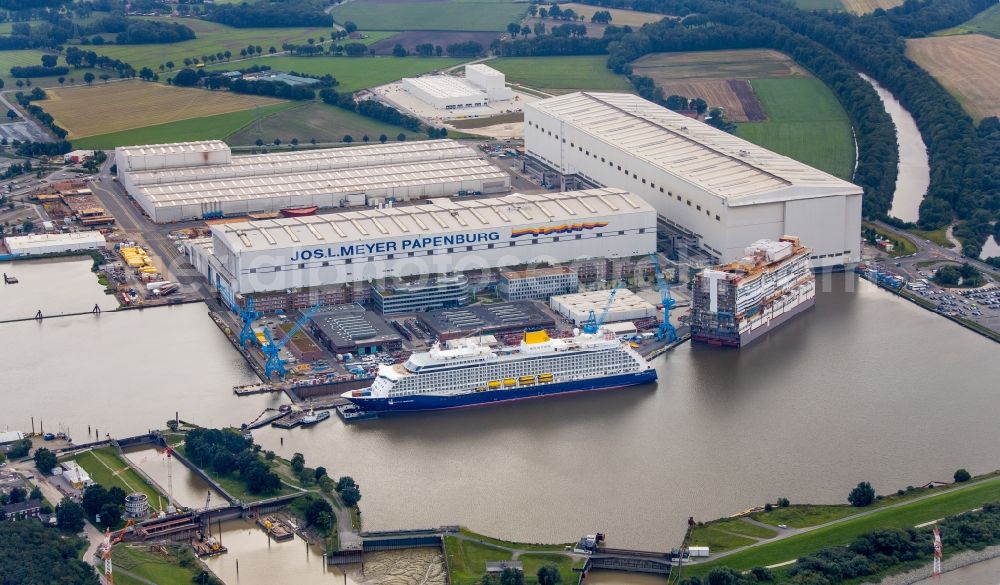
[0,521,96,585]
[181,427,287,499]
[112,543,220,585]
[685,469,1000,577]
[444,534,579,585]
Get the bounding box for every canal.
[3,258,999,557]
[860,73,930,224]
[123,444,226,510]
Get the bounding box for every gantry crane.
[237,296,261,347]
[649,254,677,343]
[262,303,322,379]
[582,282,622,335]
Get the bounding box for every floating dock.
[192,535,227,557]
[257,515,294,542]
[3,273,17,284]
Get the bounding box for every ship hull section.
[345,369,657,413]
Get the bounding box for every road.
[9,458,106,570]
[873,220,1000,281]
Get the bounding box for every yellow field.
[907,34,1000,120]
[841,0,903,14]
[40,80,284,138]
[558,3,668,27]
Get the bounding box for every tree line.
[184,427,283,495]
[0,521,97,585]
[320,88,423,132]
[206,0,333,28]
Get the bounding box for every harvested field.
[631,49,807,80]
[329,0,527,31]
[368,31,500,55]
[631,49,809,122]
[840,0,902,14]
[39,80,283,139]
[556,3,670,27]
[907,34,1000,120]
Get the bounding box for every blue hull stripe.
[344,370,658,413]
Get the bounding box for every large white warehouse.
[524,92,863,270]
[193,188,656,297]
[4,231,106,256]
[401,64,512,110]
[115,140,510,223]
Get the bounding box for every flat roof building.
[200,188,656,298]
[402,65,511,110]
[549,289,658,326]
[116,140,510,223]
[524,92,863,270]
[418,301,555,341]
[308,304,402,355]
[372,274,470,315]
[498,266,579,301]
[4,231,106,256]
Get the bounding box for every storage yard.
[522,92,863,270]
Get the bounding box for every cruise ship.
[691,236,815,347]
[341,328,657,413]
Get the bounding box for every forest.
[206,0,333,28]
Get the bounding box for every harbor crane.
[237,296,262,347]
[649,254,678,343]
[262,303,322,379]
[582,282,622,335]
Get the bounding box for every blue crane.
[648,254,678,343]
[238,296,262,348]
[582,282,622,335]
[262,303,323,379]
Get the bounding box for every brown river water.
[2,259,999,583]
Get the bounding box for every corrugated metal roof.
[126,140,476,186]
[403,76,487,100]
[214,187,653,251]
[526,92,860,202]
[141,158,508,208]
[116,140,229,157]
[465,64,504,78]
[4,231,105,251]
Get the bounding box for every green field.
[112,544,203,585]
[329,0,527,31]
[72,447,166,512]
[736,77,855,180]
[488,56,631,93]
[69,18,394,71]
[792,0,844,10]
[74,101,296,149]
[936,3,1000,37]
[227,102,417,145]
[687,474,1000,576]
[207,55,465,91]
[444,536,578,585]
[750,505,858,528]
[0,50,102,90]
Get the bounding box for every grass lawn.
[909,225,956,248]
[736,77,855,180]
[172,444,297,503]
[329,0,527,31]
[687,526,757,553]
[207,55,466,92]
[865,222,919,256]
[750,505,859,528]
[0,50,102,90]
[519,552,583,584]
[687,474,1000,575]
[111,545,201,585]
[458,528,572,551]
[488,56,631,94]
[446,537,516,585]
[936,3,1000,37]
[67,18,391,71]
[227,102,415,145]
[72,447,165,512]
[73,102,296,149]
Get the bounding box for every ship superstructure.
[691,236,815,347]
[342,328,656,413]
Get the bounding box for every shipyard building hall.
[524,92,863,270]
[197,188,656,297]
